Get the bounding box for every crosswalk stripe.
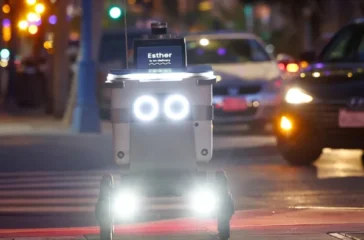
[0,188,99,197]
[0,170,114,213]
[0,170,121,177]
[0,181,100,189]
[0,198,97,205]
[0,175,122,184]
[0,206,95,213]
[0,170,191,213]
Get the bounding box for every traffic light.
[108,6,122,19]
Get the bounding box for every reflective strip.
[111,105,213,123]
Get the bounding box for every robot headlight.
[164,94,190,121]
[133,95,159,121]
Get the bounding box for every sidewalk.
[0,208,364,239]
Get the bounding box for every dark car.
[274,19,364,166]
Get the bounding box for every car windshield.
[186,38,271,64]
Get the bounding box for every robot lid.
[106,65,216,83]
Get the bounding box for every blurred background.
[0,0,363,121]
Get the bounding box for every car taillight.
[278,63,286,71]
[278,62,300,73]
[286,63,300,73]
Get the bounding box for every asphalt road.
[0,132,363,229]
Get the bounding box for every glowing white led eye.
[164,94,190,121]
[133,95,159,121]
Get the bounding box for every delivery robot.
[95,22,234,240]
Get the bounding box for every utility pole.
[71,0,101,133]
[52,0,70,118]
[4,0,19,111]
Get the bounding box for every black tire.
[277,136,322,166]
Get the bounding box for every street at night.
[0,128,363,237]
[2,0,364,239]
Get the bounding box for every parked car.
[185,32,285,131]
[274,19,364,166]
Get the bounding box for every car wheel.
[277,136,322,166]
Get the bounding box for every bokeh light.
[2,19,10,27]
[35,3,45,14]
[199,38,209,46]
[18,20,28,30]
[0,60,8,67]
[27,12,40,22]
[0,49,10,59]
[48,15,57,25]
[43,41,53,49]
[26,0,37,5]
[28,25,38,34]
[109,6,122,19]
[35,19,42,26]
[2,4,10,14]
[217,48,226,56]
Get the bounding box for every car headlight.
[112,190,140,219]
[164,94,190,121]
[285,87,313,104]
[189,187,217,215]
[133,95,159,121]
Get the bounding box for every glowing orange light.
[2,26,11,42]
[43,40,53,49]
[300,61,309,69]
[280,116,293,131]
[2,4,10,14]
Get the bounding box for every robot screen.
[136,45,184,69]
